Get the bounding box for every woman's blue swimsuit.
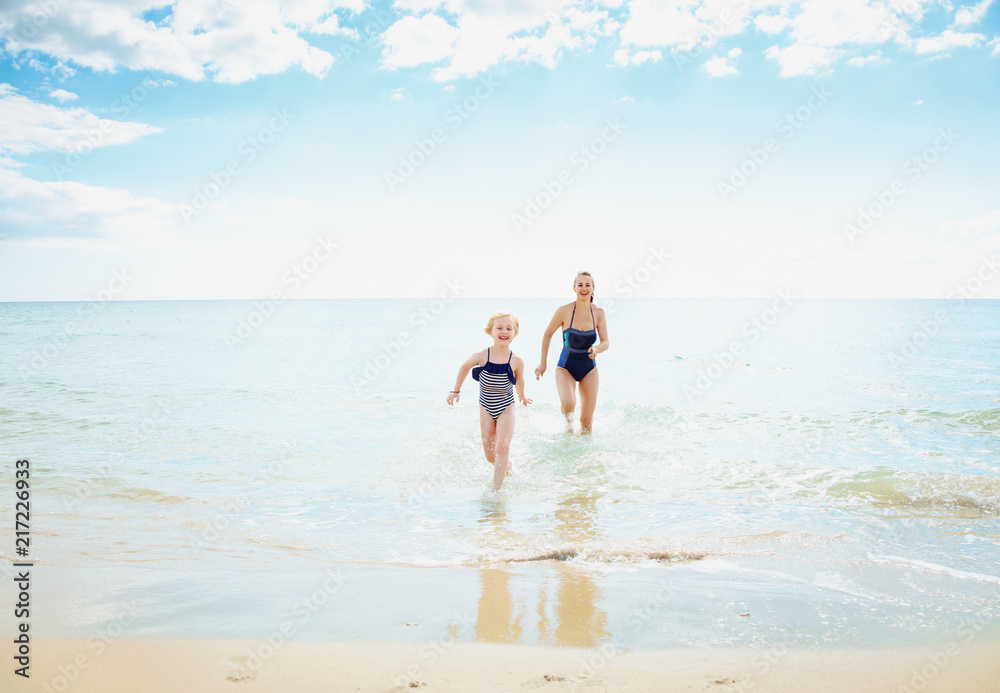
[557,303,597,382]
[473,348,516,420]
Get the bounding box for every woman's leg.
[555,367,577,426]
[578,368,599,434]
[479,406,497,464]
[492,405,516,490]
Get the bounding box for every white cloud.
[632,49,664,64]
[911,98,923,105]
[704,54,738,77]
[612,48,663,66]
[887,0,928,21]
[728,47,742,58]
[381,14,460,68]
[755,13,792,35]
[507,17,590,70]
[390,87,407,101]
[0,0,994,85]
[49,89,79,102]
[619,0,752,51]
[765,42,840,77]
[846,51,885,66]
[911,29,985,54]
[955,0,993,26]
[421,2,618,82]
[0,84,160,156]
[308,14,360,40]
[940,209,1000,237]
[620,0,706,49]
[790,0,900,47]
[0,0,360,84]
[0,163,178,241]
[991,36,1000,55]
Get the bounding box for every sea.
[1,298,998,652]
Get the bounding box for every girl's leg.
[492,405,516,491]
[578,368,599,434]
[479,406,497,464]
[554,367,577,427]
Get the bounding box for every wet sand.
[28,637,1000,692]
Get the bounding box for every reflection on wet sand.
[475,491,609,647]
[474,568,523,643]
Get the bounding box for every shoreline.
[24,638,1000,692]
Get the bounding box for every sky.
[0,0,998,300]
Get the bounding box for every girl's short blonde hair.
[484,311,519,336]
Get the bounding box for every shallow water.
[1,298,999,647]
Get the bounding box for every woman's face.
[574,275,594,300]
[491,316,517,344]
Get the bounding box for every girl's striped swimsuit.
[472,348,516,420]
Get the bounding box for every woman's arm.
[535,309,565,379]
[448,351,483,404]
[589,306,610,359]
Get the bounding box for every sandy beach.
[27,638,1000,692]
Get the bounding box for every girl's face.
[491,317,517,344]
[574,275,594,300]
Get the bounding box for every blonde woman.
[535,272,609,433]
[448,312,531,490]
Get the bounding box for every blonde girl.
[448,312,531,490]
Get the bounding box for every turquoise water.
[1,299,999,648]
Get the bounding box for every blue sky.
[0,0,998,300]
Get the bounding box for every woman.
[535,271,609,434]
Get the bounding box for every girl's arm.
[447,351,483,405]
[589,306,610,359]
[535,309,564,379]
[513,357,532,405]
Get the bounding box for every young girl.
[447,311,531,491]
